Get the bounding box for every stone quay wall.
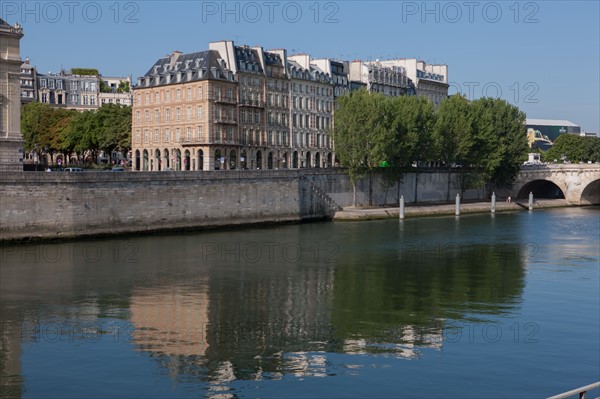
[0,169,487,240]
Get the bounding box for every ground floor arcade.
[132,146,335,171]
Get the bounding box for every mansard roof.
[287,59,331,83]
[234,46,264,73]
[264,51,283,67]
[139,49,234,87]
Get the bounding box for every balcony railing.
[214,117,238,125]
[210,96,237,104]
[239,99,265,107]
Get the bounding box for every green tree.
[470,98,527,193]
[333,90,395,206]
[389,95,436,202]
[47,108,78,163]
[20,102,55,152]
[69,110,101,163]
[433,94,474,200]
[544,134,600,163]
[96,104,132,162]
[389,96,436,167]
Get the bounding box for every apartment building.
[99,76,133,106]
[378,59,448,107]
[133,50,238,171]
[352,60,411,97]
[36,69,132,111]
[20,57,37,104]
[288,54,335,168]
[210,41,275,170]
[262,49,291,169]
[311,58,350,99]
[209,41,334,170]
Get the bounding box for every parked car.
[64,167,84,172]
[111,166,125,172]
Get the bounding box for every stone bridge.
[508,164,600,205]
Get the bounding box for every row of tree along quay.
[21,102,132,168]
[332,91,530,206]
[540,134,600,164]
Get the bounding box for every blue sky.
[3,0,599,133]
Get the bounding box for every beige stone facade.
[133,43,337,171]
[0,19,24,171]
[133,74,238,171]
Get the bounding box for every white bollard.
[529,191,534,211]
[455,193,460,216]
[491,192,496,213]
[399,195,405,220]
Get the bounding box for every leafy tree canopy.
[544,134,600,163]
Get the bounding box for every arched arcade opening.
[184,150,191,171]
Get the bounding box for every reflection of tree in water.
[331,242,526,352]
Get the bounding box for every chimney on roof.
[25,57,30,64]
[170,50,182,65]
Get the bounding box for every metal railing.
[547,382,600,399]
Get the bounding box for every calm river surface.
[1,208,599,398]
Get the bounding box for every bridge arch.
[516,179,566,199]
[580,179,600,205]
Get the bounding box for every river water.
[1,207,599,398]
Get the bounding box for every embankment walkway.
[334,199,569,220]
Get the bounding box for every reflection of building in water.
[200,265,336,382]
[0,319,23,398]
[282,351,328,378]
[206,266,335,357]
[128,265,337,385]
[206,360,237,399]
[130,286,210,357]
[341,325,443,359]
